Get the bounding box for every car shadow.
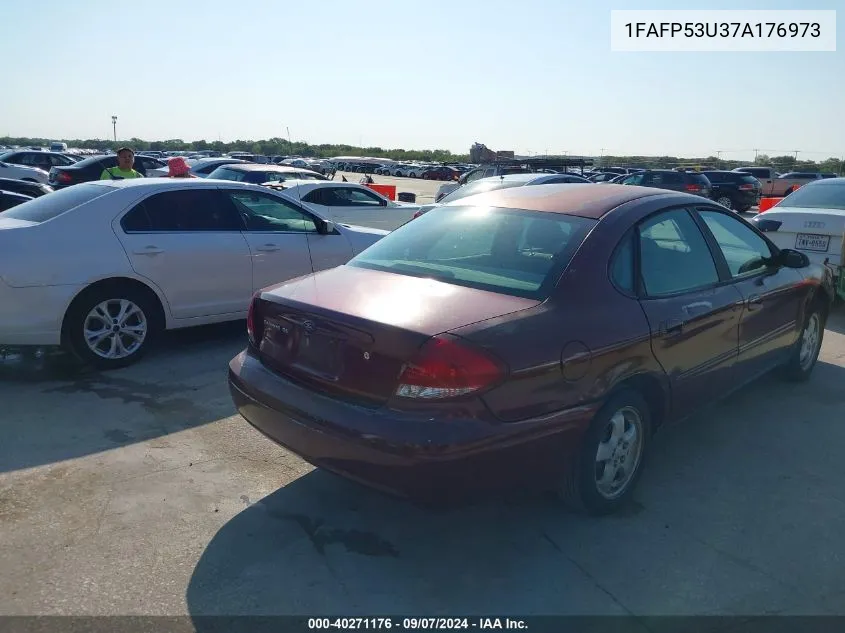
[0,321,247,473]
[187,360,845,619]
[825,303,845,335]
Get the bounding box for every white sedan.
[270,181,421,231]
[0,178,388,369]
[0,161,49,184]
[751,177,845,301]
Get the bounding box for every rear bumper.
[0,280,81,346]
[228,349,596,501]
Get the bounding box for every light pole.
[111,115,117,142]
[286,126,293,156]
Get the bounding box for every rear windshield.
[208,167,245,181]
[347,206,596,300]
[777,182,845,210]
[439,179,528,204]
[0,183,112,222]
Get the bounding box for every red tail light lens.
[57,172,72,184]
[412,210,422,219]
[738,183,755,191]
[684,184,702,192]
[395,335,506,400]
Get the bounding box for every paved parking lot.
[2,304,844,618]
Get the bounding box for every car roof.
[84,177,270,191]
[443,183,672,219]
[215,163,309,172]
[801,177,845,186]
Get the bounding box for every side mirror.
[316,218,335,235]
[379,198,388,207]
[778,248,810,269]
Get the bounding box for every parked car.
[435,164,538,201]
[0,161,49,184]
[206,164,327,185]
[0,150,77,172]
[228,183,833,514]
[0,190,33,211]
[421,166,461,181]
[751,177,845,301]
[0,180,388,369]
[0,178,53,198]
[700,170,762,212]
[413,172,593,219]
[590,172,623,183]
[275,181,421,231]
[618,169,712,198]
[48,154,168,189]
[188,157,247,178]
[732,167,820,198]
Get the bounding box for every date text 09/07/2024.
[308,618,528,630]
[624,22,821,38]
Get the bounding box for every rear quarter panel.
[1,188,142,288]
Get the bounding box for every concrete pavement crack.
[110,457,223,485]
[540,530,643,622]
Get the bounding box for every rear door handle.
[133,246,163,255]
[255,244,279,252]
[747,294,763,310]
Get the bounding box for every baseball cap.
[116,147,134,155]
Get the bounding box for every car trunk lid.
[252,265,539,406]
[757,208,845,269]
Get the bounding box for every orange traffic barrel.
[759,197,783,212]
[366,183,396,200]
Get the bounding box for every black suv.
[618,169,713,199]
[700,171,761,212]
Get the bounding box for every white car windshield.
[778,182,845,210]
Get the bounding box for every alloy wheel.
[594,406,644,500]
[83,299,148,360]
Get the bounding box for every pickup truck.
[732,167,824,197]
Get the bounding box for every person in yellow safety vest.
[100,147,144,180]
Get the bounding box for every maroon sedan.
[229,184,834,514]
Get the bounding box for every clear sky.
[2,0,842,160]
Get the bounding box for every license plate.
[296,334,342,376]
[795,233,830,252]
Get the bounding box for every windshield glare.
[347,206,596,300]
[439,179,528,205]
[778,183,845,210]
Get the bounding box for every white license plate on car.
[795,233,830,252]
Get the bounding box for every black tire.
[780,299,826,382]
[63,283,162,370]
[560,388,652,515]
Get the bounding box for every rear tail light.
[738,183,755,191]
[684,184,702,192]
[57,171,72,184]
[246,293,261,346]
[412,210,423,219]
[752,218,782,232]
[395,335,506,400]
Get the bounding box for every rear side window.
[121,190,243,232]
[690,174,711,186]
[0,183,111,223]
[610,231,636,293]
